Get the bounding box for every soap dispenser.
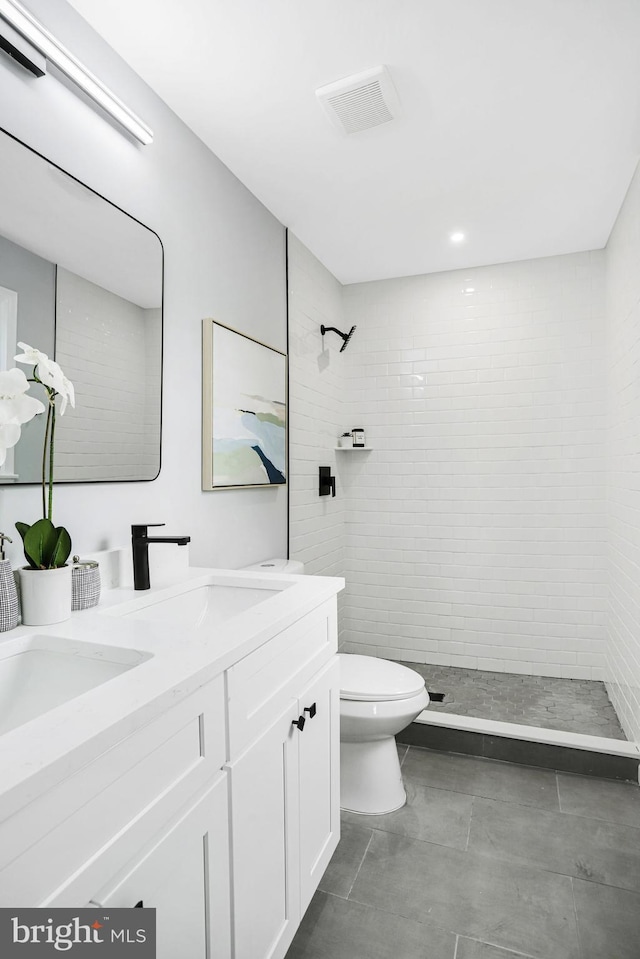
[0,533,19,632]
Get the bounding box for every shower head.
[339,325,357,352]
[320,324,357,352]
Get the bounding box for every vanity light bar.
[0,0,154,145]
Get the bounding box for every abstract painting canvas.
[202,319,287,489]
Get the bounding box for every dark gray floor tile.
[402,747,560,810]
[483,737,638,782]
[398,722,485,757]
[468,797,640,893]
[349,830,579,959]
[573,877,640,959]
[285,890,456,959]
[318,820,373,898]
[341,780,473,849]
[456,939,540,959]
[557,772,640,827]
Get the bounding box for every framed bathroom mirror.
[0,128,163,484]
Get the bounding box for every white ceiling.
[67,0,640,285]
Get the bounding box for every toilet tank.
[242,557,305,574]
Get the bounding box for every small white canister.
[352,427,365,447]
[338,432,353,448]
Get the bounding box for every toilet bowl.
[240,560,428,815]
[339,654,429,815]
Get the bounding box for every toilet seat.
[339,654,425,702]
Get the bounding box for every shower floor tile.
[399,663,627,740]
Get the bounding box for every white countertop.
[0,565,344,821]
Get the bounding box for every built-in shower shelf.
[334,446,373,451]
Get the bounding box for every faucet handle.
[132,523,165,537]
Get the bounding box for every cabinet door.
[92,773,230,959]
[297,657,340,914]
[227,699,300,959]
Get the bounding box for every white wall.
[55,269,160,482]
[0,0,287,569]
[0,235,55,482]
[289,248,609,678]
[606,161,640,742]
[288,234,346,583]
[341,255,607,678]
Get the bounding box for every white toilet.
[242,559,429,816]
[339,654,429,815]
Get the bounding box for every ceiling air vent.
[316,65,399,135]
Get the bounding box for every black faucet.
[132,524,191,590]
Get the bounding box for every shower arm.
[320,324,357,352]
[321,325,343,337]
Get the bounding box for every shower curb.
[398,712,640,783]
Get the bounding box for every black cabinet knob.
[304,703,317,719]
[292,715,306,732]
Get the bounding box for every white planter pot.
[19,565,72,626]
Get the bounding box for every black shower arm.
[321,323,357,352]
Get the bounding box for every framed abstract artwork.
[202,319,287,490]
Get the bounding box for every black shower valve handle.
[318,466,336,497]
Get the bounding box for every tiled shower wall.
[55,269,161,481]
[290,242,609,678]
[340,255,607,678]
[606,161,640,743]
[288,234,346,587]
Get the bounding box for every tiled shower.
[289,158,640,746]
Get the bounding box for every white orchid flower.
[0,423,20,467]
[59,373,75,416]
[14,341,75,415]
[0,367,46,466]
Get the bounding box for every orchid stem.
[41,399,52,520]
[48,398,56,522]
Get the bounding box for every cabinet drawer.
[0,673,226,906]
[227,600,337,759]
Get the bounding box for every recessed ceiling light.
[463,286,475,294]
[450,232,465,243]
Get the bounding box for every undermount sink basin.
[121,583,285,629]
[0,636,151,737]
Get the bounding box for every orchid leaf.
[49,526,72,569]
[19,518,71,569]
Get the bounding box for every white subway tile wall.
[606,160,640,743]
[288,234,346,603]
[290,236,609,677]
[340,254,607,680]
[55,269,161,481]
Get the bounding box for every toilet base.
[340,737,406,815]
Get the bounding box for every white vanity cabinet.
[89,773,231,959]
[0,588,341,959]
[225,599,340,959]
[0,672,232,959]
